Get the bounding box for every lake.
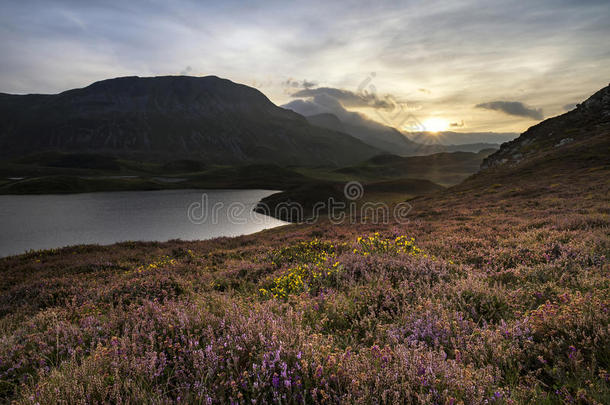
[0,189,287,257]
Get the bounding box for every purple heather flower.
[315,365,323,378]
[568,345,577,359]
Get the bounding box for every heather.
[0,166,608,404]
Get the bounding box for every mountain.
[303,112,445,155]
[291,107,499,155]
[283,100,450,155]
[443,143,501,153]
[481,83,610,170]
[0,76,380,166]
[406,131,518,146]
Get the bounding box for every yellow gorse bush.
[268,239,340,267]
[268,265,307,299]
[263,235,424,299]
[353,233,426,257]
[132,256,177,274]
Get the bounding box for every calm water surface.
[0,189,287,257]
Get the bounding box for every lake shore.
[0,189,287,258]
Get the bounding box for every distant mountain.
[406,131,518,146]
[286,105,499,155]
[443,143,501,153]
[303,112,444,155]
[482,83,610,170]
[0,76,380,166]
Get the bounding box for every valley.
[0,83,607,403]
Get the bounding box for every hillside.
[482,83,610,169]
[0,76,380,166]
[254,178,445,222]
[335,149,497,186]
[0,85,608,403]
[0,147,493,195]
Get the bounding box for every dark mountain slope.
[0,76,380,166]
[481,83,610,170]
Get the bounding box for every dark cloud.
[475,101,543,120]
[302,80,316,89]
[292,87,393,109]
[450,120,464,128]
[286,83,424,132]
[282,79,317,89]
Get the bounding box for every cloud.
[283,92,390,132]
[475,101,543,120]
[0,0,608,133]
[449,120,464,128]
[563,103,577,111]
[284,92,362,121]
[282,99,328,116]
[286,82,430,132]
[292,87,393,109]
[282,78,317,89]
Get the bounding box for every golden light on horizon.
[422,117,449,133]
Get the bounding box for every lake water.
[0,189,287,257]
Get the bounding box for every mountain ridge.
[0,75,381,166]
[298,110,503,155]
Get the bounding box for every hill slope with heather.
[482,83,610,170]
[0,85,608,404]
[0,76,380,166]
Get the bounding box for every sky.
[1,0,609,133]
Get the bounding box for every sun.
[422,117,449,133]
